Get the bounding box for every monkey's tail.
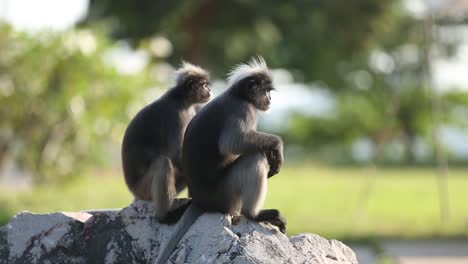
[155,204,204,264]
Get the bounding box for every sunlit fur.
[183,56,284,219]
[157,58,285,264]
[121,62,210,225]
[226,57,274,111]
[227,56,271,86]
[175,61,209,85]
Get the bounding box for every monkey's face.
[240,75,274,111]
[185,76,212,104]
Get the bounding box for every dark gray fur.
[121,64,210,222]
[182,72,284,219]
[156,59,286,264]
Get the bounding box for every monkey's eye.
[249,80,258,89]
[203,83,210,91]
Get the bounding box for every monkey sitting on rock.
[121,62,211,223]
[156,57,286,264]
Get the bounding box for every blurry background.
[1,0,468,263]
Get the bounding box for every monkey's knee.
[251,153,269,177]
[151,157,177,220]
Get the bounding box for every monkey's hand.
[266,140,283,178]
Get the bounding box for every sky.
[0,0,88,31]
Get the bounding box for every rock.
[0,200,358,264]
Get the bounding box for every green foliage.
[281,7,468,163]
[444,91,468,128]
[0,23,154,183]
[1,0,466,182]
[83,0,398,87]
[286,86,434,159]
[82,0,468,165]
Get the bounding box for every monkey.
[155,57,286,264]
[121,62,211,223]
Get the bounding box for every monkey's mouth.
[202,93,212,102]
[260,103,270,112]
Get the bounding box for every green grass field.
[1,165,467,241]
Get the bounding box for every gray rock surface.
[0,200,358,264]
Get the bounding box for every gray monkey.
[156,57,285,264]
[121,62,211,223]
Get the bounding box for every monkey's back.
[122,96,186,188]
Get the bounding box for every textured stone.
[0,200,358,264]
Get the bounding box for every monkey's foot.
[159,198,192,224]
[254,209,287,234]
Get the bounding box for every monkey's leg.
[160,167,192,223]
[149,157,177,222]
[221,153,268,217]
[222,153,287,233]
[152,162,191,224]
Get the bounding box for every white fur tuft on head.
[175,61,209,85]
[227,56,271,85]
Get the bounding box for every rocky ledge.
[0,200,357,264]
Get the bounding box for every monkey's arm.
[219,120,283,177]
[219,119,280,154]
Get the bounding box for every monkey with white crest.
[121,62,211,223]
[156,57,285,264]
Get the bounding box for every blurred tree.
[82,0,397,88]
[82,0,468,164]
[0,23,154,183]
[283,9,468,164]
[444,91,468,129]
